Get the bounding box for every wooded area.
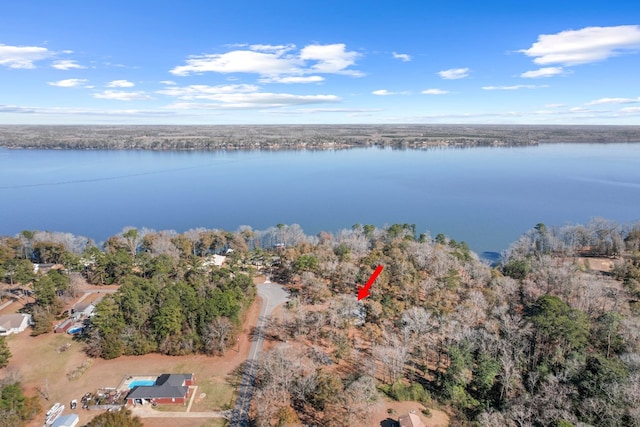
[1,124,640,151]
[1,219,640,426]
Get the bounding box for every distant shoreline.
[1,124,640,151]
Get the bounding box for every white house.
[0,313,32,336]
[201,254,226,269]
[71,303,96,319]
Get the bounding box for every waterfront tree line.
[1,219,640,426]
[2,124,640,151]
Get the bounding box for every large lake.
[1,143,639,256]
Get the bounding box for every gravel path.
[230,280,289,426]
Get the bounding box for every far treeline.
[1,219,640,426]
[1,124,640,151]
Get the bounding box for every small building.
[33,263,64,274]
[71,303,96,319]
[398,412,426,427]
[0,313,32,336]
[54,318,75,334]
[51,414,79,427]
[126,373,195,405]
[202,255,226,269]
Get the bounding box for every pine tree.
[0,336,11,368]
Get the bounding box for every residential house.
[0,313,32,336]
[126,373,195,405]
[71,303,96,319]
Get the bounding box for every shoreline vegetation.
[1,220,640,426]
[2,124,640,151]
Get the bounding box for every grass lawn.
[190,378,235,411]
[154,403,188,412]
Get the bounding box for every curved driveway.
[231,280,288,426]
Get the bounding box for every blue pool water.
[129,380,156,388]
[67,327,84,334]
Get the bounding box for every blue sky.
[1,0,639,124]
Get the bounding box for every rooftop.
[126,373,193,400]
[398,412,425,427]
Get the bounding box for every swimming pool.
[67,326,84,334]
[128,380,156,388]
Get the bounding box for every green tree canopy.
[85,408,143,427]
[526,295,589,371]
[0,383,40,426]
[0,336,11,368]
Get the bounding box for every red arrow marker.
[358,264,384,300]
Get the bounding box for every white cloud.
[52,60,85,70]
[168,92,340,110]
[93,90,153,101]
[299,44,362,76]
[545,103,565,108]
[171,50,301,76]
[392,52,411,62]
[160,80,176,85]
[274,107,381,114]
[157,84,259,99]
[157,82,340,110]
[106,80,135,88]
[520,67,566,78]
[520,25,640,66]
[421,88,449,95]
[372,89,405,96]
[0,43,51,69]
[248,44,295,54]
[587,97,640,105]
[620,107,640,113]
[170,43,362,78]
[48,78,88,88]
[438,67,469,79]
[482,84,548,90]
[260,75,324,84]
[0,104,172,117]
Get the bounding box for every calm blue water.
[1,144,639,255]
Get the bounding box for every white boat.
[45,403,64,425]
[45,402,61,417]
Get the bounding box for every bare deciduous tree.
[373,334,408,384]
[204,317,234,355]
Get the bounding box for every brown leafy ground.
[260,304,450,426]
[576,256,615,273]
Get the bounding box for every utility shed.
[51,414,79,427]
[398,412,426,427]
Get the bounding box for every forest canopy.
[1,219,640,425]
